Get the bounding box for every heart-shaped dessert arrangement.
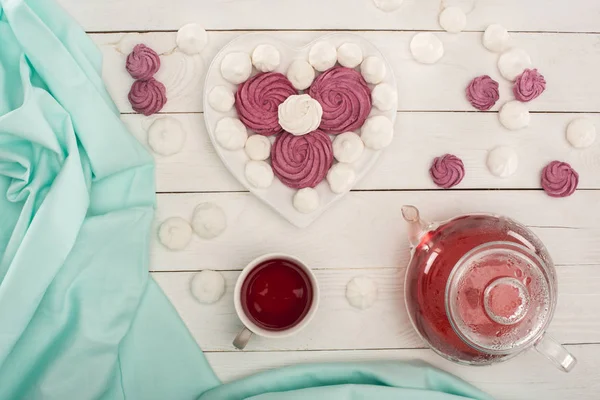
[204,33,397,227]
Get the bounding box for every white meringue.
[487,146,519,178]
[293,188,320,214]
[215,117,248,150]
[332,132,364,163]
[410,33,444,64]
[337,43,363,68]
[245,160,274,188]
[176,23,208,55]
[361,116,394,150]
[327,163,356,194]
[192,203,227,239]
[372,0,403,12]
[147,117,186,156]
[499,101,530,131]
[439,6,467,33]
[208,86,235,112]
[308,41,337,72]
[158,217,193,250]
[244,134,271,161]
[360,56,386,84]
[190,270,226,304]
[287,59,316,91]
[346,276,378,310]
[251,44,281,72]
[220,52,252,84]
[483,24,511,53]
[371,83,397,111]
[566,118,596,148]
[498,48,532,81]
[278,94,323,136]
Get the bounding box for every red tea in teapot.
[404,213,554,364]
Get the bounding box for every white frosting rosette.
[278,94,323,136]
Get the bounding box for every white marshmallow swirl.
[251,44,281,72]
[293,188,320,214]
[332,132,364,163]
[278,94,323,136]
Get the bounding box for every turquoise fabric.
[200,362,493,400]
[0,0,219,398]
[0,0,493,399]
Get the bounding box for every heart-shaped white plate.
[204,33,397,228]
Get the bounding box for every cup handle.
[534,334,577,372]
[233,327,253,350]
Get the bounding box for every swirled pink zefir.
[235,72,297,136]
[429,154,465,189]
[271,130,334,189]
[514,69,546,102]
[466,75,499,111]
[126,44,161,80]
[541,161,578,198]
[308,66,372,135]
[128,78,167,116]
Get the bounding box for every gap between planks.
[154,189,600,194]
[149,263,588,274]
[200,342,595,354]
[120,111,600,115]
[88,29,600,35]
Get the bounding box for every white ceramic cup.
[233,253,320,349]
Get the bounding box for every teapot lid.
[445,241,554,355]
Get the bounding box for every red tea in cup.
[240,258,313,331]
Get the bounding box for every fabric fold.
[0,0,219,398]
[201,361,493,400]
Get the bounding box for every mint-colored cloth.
[0,1,493,399]
[200,362,493,400]
[0,0,218,398]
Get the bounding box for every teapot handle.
[534,334,577,372]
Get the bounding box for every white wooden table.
[57,1,600,398]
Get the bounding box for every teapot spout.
[402,205,429,247]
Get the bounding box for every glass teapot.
[401,205,576,372]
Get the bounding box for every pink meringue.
[128,78,167,116]
[235,72,297,136]
[126,44,161,80]
[514,69,546,102]
[308,66,372,135]
[271,130,333,189]
[466,75,499,111]
[541,161,578,198]
[429,154,465,189]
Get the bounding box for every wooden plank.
[122,114,241,193]
[153,264,600,352]
[123,112,600,193]
[150,191,600,271]
[96,31,600,113]
[46,3,600,399]
[59,0,600,33]
[204,344,600,399]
